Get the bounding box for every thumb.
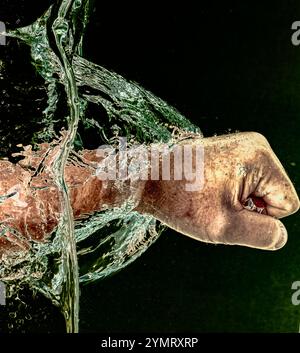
[222,209,288,250]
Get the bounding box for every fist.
[138,132,300,250]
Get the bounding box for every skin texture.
[0,131,299,260]
[0,143,106,257]
[138,132,300,250]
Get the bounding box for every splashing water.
[0,0,202,332]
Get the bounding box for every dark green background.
[1,0,300,332]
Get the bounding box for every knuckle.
[243,132,271,151]
[286,197,300,214]
[247,131,269,144]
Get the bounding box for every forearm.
[0,145,147,257]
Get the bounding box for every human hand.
[138,132,300,250]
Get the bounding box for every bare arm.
[0,131,299,260]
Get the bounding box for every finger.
[253,148,299,218]
[255,179,299,219]
[222,209,288,250]
[255,180,299,219]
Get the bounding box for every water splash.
[1,0,202,332]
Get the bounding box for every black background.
[0,0,300,333]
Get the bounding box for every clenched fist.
[137,132,300,250]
